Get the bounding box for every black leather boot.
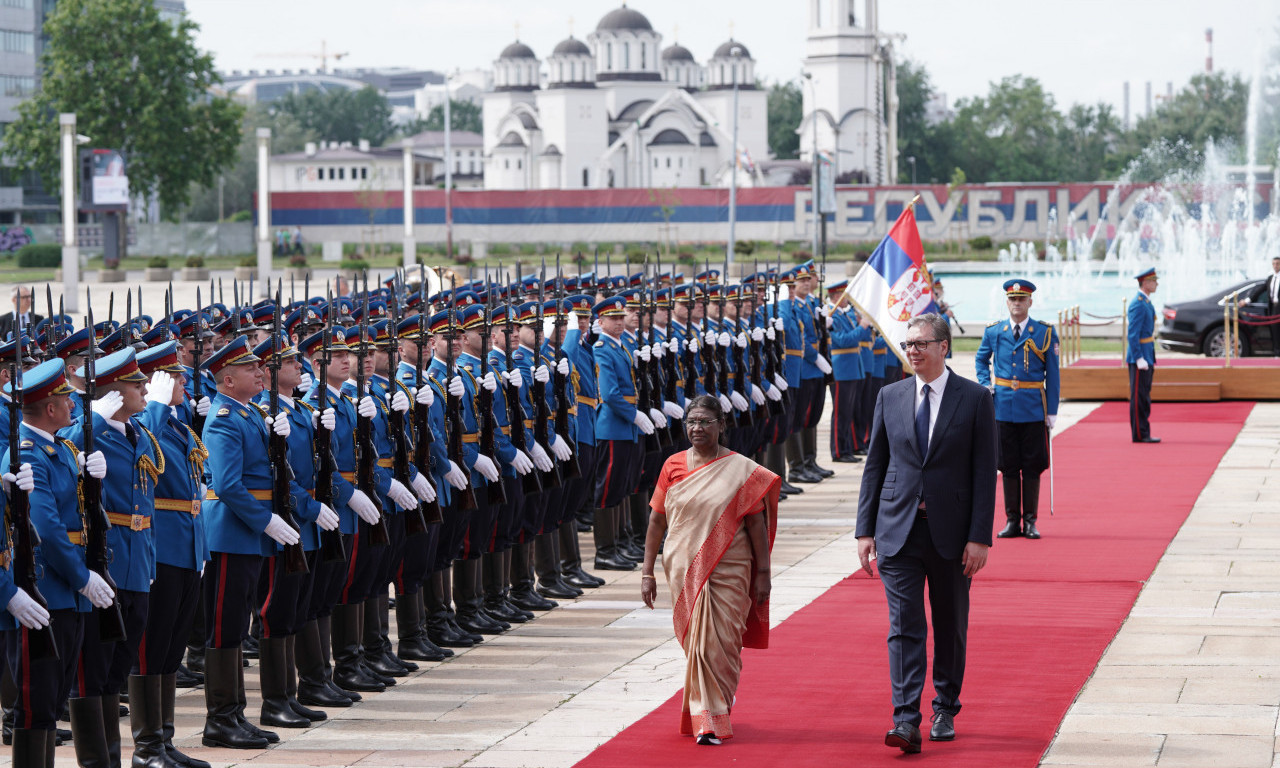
[362,597,408,678]
[454,560,506,635]
[258,637,310,729]
[12,727,48,768]
[500,550,536,620]
[535,532,580,599]
[786,435,820,483]
[127,675,176,768]
[159,673,210,768]
[283,635,326,722]
[511,544,559,609]
[803,427,834,477]
[998,473,1023,538]
[426,571,475,647]
[375,593,415,673]
[592,507,634,571]
[559,523,604,588]
[330,604,385,693]
[397,590,449,660]
[100,692,122,768]
[317,615,360,703]
[482,552,528,624]
[201,648,266,749]
[70,696,111,768]
[294,619,351,708]
[1022,474,1042,539]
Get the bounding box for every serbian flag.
[845,200,938,366]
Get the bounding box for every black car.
[1159,279,1274,357]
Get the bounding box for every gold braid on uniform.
[137,425,165,487]
[1026,325,1053,364]
[183,425,209,479]
[57,438,90,535]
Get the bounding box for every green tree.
[767,80,802,160]
[273,85,395,146]
[1056,103,1124,181]
[3,0,243,214]
[948,75,1065,182]
[1116,72,1250,176]
[186,104,313,221]
[895,58,937,182]
[420,99,483,134]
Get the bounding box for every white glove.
[319,407,336,431]
[765,386,782,402]
[510,449,534,476]
[815,356,833,375]
[717,393,733,414]
[773,373,789,391]
[145,371,176,405]
[79,571,115,609]
[730,392,749,412]
[703,330,717,345]
[6,588,49,630]
[667,338,680,354]
[633,410,655,435]
[766,326,777,341]
[298,372,314,393]
[2,462,34,494]
[820,304,833,318]
[751,327,764,342]
[529,443,553,472]
[550,434,573,461]
[662,400,685,419]
[717,331,731,347]
[825,315,835,328]
[447,376,465,398]
[591,319,602,336]
[505,368,524,389]
[1136,358,1150,371]
[80,450,107,479]
[687,337,699,354]
[735,333,748,349]
[479,371,497,393]
[90,390,123,420]
[388,479,417,511]
[348,489,380,524]
[472,454,500,483]
[533,365,550,383]
[987,385,996,395]
[638,345,651,362]
[652,342,664,358]
[270,412,291,438]
[264,513,301,546]
[408,473,434,503]
[649,407,668,429]
[772,317,784,331]
[195,395,212,417]
[445,460,468,490]
[750,386,765,406]
[357,395,377,418]
[556,357,569,376]
[415,384,434,406]
[390,390,410,412]
[1046,414,1058,430]
[315,503,340,531]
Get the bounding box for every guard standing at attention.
[975,280,1059,539]
[1127,268,1159,443]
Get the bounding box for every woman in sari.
[641,395,780,745]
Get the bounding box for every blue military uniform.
[1127,267,1159,443]
[826,282,867,462]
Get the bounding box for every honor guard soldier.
[131,341,214,768]
[199,335,297,750]
[0,462,44,766]
[3,359,110,762]
[1127,267,1159,443]
[64,347,162,768]
[559,295,607,588]
[825,280,867,463]
[975,280,1060,539]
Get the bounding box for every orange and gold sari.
[651,450,779,740]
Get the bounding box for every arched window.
[582,168,589,187]
[623,42,630,69]
[640,43,646,69]
[606,42,613,69]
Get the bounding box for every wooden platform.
[1061,362,1280,401]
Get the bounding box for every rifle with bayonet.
[353,276,389,547]
[267,290,307,575]
[501,281,541,497]
[660,259,682,421]
[767,265,790,412]
[532,264,561,489]
[313,287,347,563]
[8,305,56,660]
[192,286,207,438]
[814,260,834,386]
[477,270,507,505]
[549,256,580,479]
[82,296,127,643]
[443,277,478,511]
[387,273,433,534]
[633,269,662,453]
[712,262,738,428]
[410,267,444,525]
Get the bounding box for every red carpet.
[574,401,1252,767]
[1070,357,1280,367]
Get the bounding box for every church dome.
[552,36,591,56]
[499,41,537,60]
[661,43,694,62]
[596,5,654,32]
[712,39,751,59]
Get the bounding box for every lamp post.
[60,114,79,312]
[444,72,454,262]
[256,127,271,297]
[801,72,819,262]
[402,138,415,269]
[907,155,916,185]
[726,45,743,268]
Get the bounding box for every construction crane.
[255,40,350,74]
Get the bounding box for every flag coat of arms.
[845,202,937,366]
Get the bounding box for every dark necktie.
[1014,324,1021,341]
[915,383,931,459]
[125,422,138,448]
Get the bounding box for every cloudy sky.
[186,0,1277,117]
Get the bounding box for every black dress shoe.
[575,520,592,533]
[789,468,821,484]
[297,680,354,708]
[333,665,385,693]
[779,480,803,495]
[448,617,484,643]
[833,454,862,463]
[808,461,835,478]
[537,580,581,599]
[996,521,1022,538]
[1135,436,1161,443]
[485,599,529,623]
[885,722,922,753]
[594,554,637,571]
[929,712,955,741]
[364,652,409,678]
[175,664,203,688]
[567,567,605,588]
[510,589,558,611]
[1023,522,1041,539]
[456,613,505,636]
[397,637,450,662]
[853,448,867,456]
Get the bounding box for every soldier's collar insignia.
[216,407,230,416]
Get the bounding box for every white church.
[481,1,897,191]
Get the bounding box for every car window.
[1218,281,1263,305]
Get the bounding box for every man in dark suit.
[0,286,41,341]
[856,313,997,754]
[1266,257,1280,356]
